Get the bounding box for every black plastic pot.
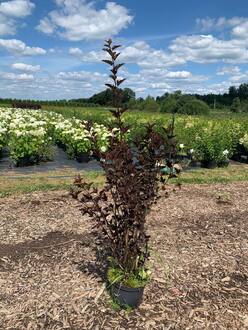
[16,155,39,167]
[218,160,229,168]
[231,153,241,162]
[231,144,247,162]
[176,155,188,162]
[111,284,144,308]
[190,160,201,168]
[92,153,100,161]
[201,160,217,169]
[75,153,91,163]
[56,141,66,151]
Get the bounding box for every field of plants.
[1,106,247,169]
[0,107,117,166]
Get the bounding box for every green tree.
[160,96,177,113]
[142,96,160,112]
[230,97,241,112]
[229,86,238,98]
[238,84,248,99]
[178,99,210,115]
[122,88,136,104]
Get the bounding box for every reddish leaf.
[117,78,126,86]
[105,83,115,89]
[112,45,121,50]
[102,59,113,66]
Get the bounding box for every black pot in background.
[231,153,241,162]
[111,284,144,308]
[75,153,91,163]
[16,155,39,167]
[56,141,66,151]
[201,160,217,169]
[218,160,229,168]
[92,153,100,161]
[176,154,188,162]
[190,160,201,168]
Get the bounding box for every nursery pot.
[111,284,144,308]
[201,160,217,169]
[16,155,39,167]
[176,154,188,162]
[231,153,241,162]
[92,153,100,161]
[218,160,229,168]
[75,153,91,163]
[190,160,201,168]
[56,141,66,151]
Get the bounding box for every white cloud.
[1,72,34,80]
[37,17,54,34]
[11,62,41,72]
[217,66,240,76]
[0,1,35,36]
[69,41,185,68]
[69,47,101,62]
[169,34,248,64]
[0,39,46,55]
[37,0,133,41]
[69,47,82,56]
[232,21,248,39]
[163,71,192,79]
[196,16,248,42]
[121,41,185,67]
[0,0,35,17]
[57,70,106,82]
[136,68,195,80]
[196,17,247,32]
[0,15,16,35]
[228,72,248,83]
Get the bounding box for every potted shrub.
[0,125,7,160]
[239,134,248,163]
[65,125,93,163]
[192,123,233,168]
[71,40,179,309]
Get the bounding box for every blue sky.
[1,0,248,100]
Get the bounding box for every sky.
[1,0,248,100]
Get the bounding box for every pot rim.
[113,283,145,292]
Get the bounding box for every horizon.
[0,0,248,100]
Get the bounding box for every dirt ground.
[0,182,248,329]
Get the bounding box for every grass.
[178,162,248,184]
[0,162,247,198]
[0,170,105,198]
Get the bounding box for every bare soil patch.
[0,183,248,329]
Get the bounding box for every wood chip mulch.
[0,182,248,329]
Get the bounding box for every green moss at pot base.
[107,265,150,288]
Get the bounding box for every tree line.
[1,83,248,113]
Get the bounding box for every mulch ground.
[0,182,248,329]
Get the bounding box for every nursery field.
[43,105,248,167]
[47,104,248,124]
[1,106,248,167]
[0,106,248,196]
[0,182,248,329]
